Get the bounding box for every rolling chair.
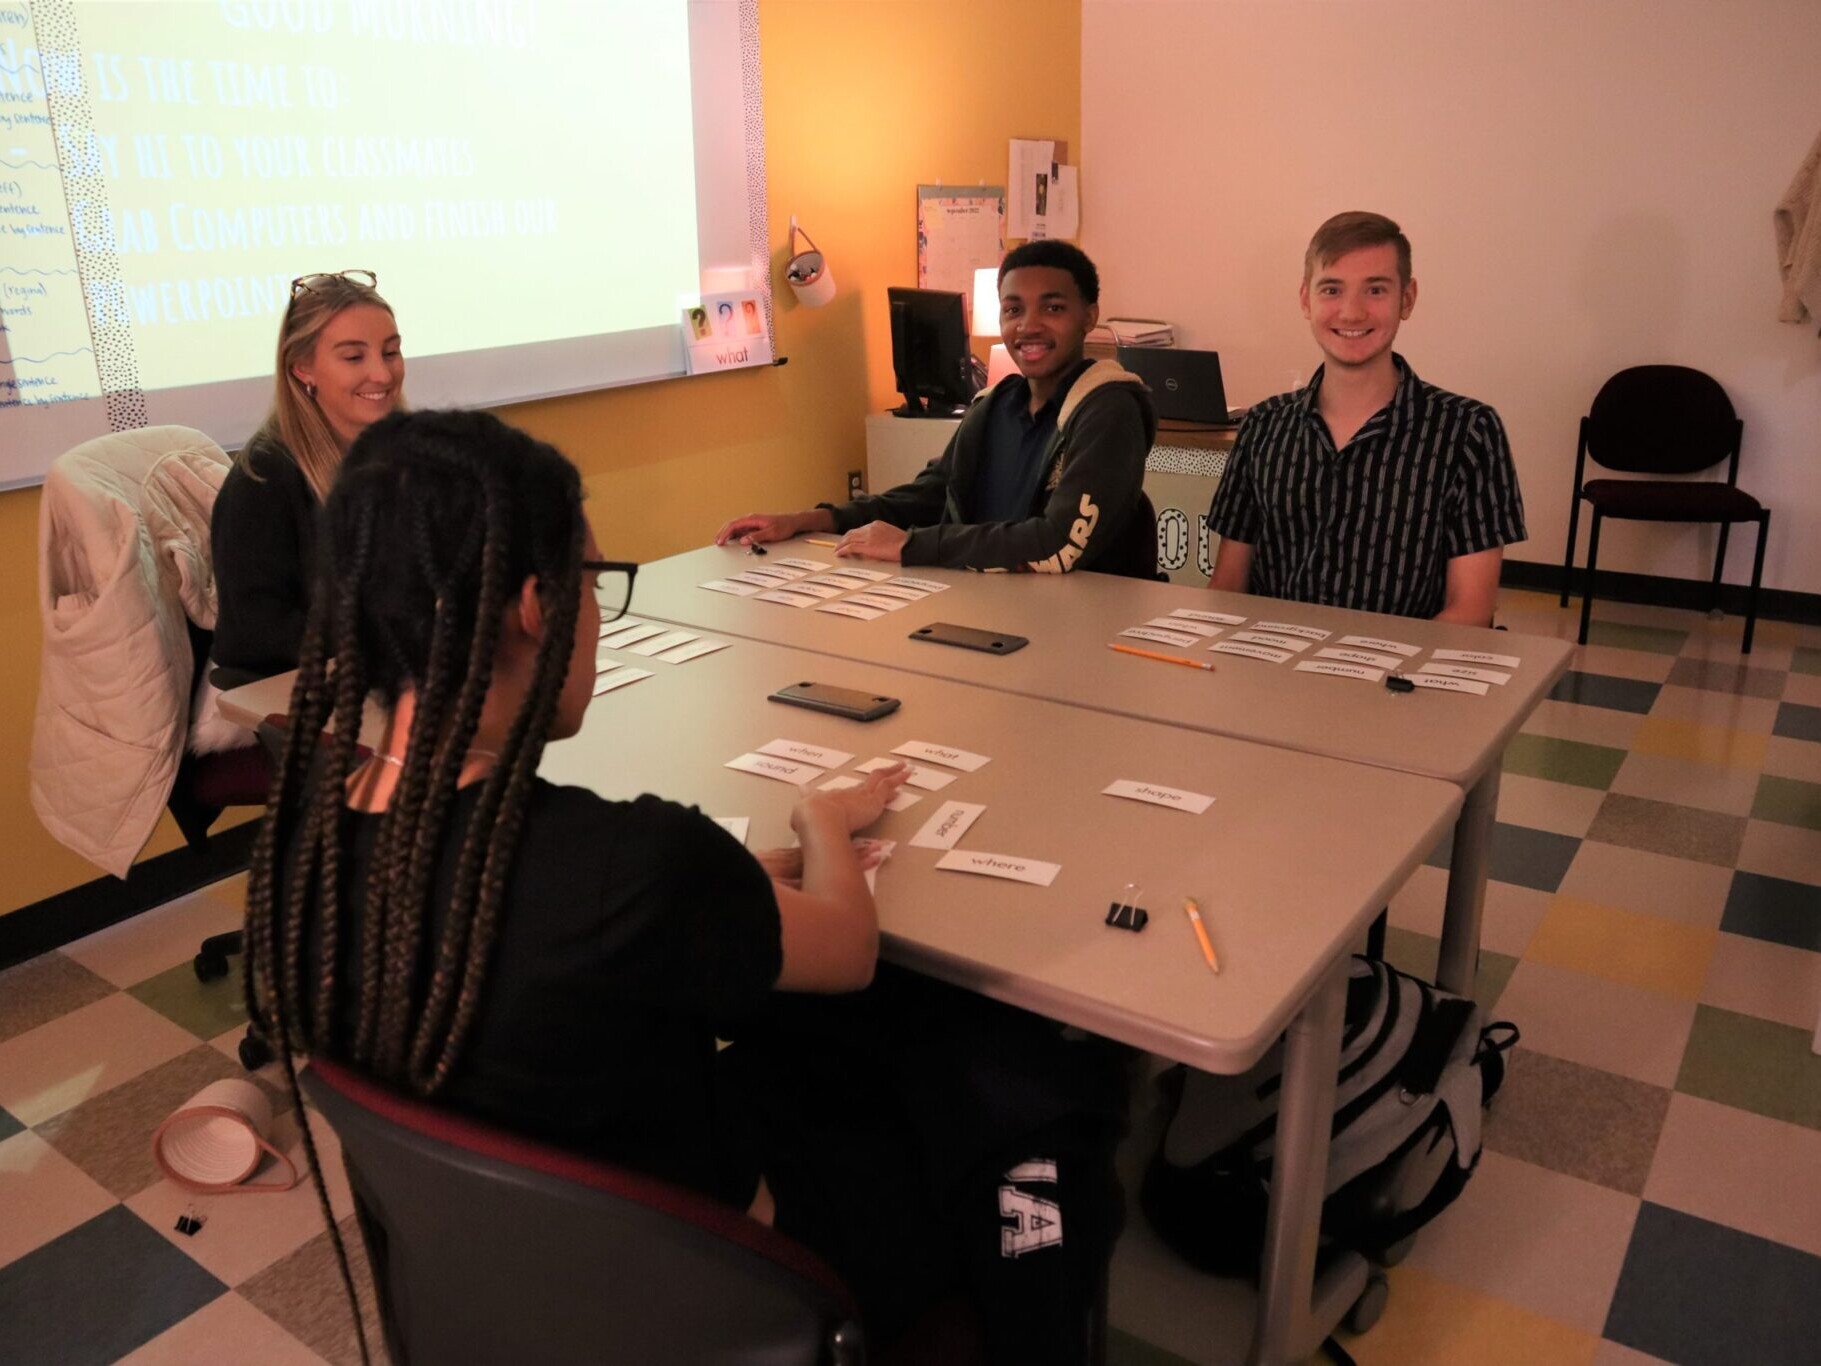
[301,1059,990,1366]
[1560,365,1770,652]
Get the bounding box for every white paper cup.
[152,1079,298,1194]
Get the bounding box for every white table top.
[221,637,1460,1075]
[628,542,1575,789]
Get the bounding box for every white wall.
[1082,0,1821,593]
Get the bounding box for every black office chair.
[301,1059,990,1366]
[1560,365,1770,652]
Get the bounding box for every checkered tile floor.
[2,590,1817,1364]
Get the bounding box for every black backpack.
[1142,956,1518,1277]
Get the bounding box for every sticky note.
[772,557,830,571]
[817,602,884,621]
[700,578,761,597]
[1419,663,1511,686]
[654,638,728,664]
[592,668,652,695]
[934,849,1060,887]
[1338,635,1421,658]
[625,630,697,657]
[1405,673,1490,696]
[759,738,855,769]
[1251,621,1331,642]
[909,800,986,850]
[1296,660,1385,683]
[1211,640,1293,664]
[1231,630,1311,653]
[1145,616,1221,637]
[1430,648,1521,670]
[1120,626,1201,648]
[845,592,911,611]
[1170,608,1247,625]
[1315,646,1403,670]
[600,622,666,649]
[725,751,826,785]
[892,740,990,772]
[867,584,929,602]
[754,589,821,608]
[1102,779,1215,815]
[887,576,949,593]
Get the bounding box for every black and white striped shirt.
[1206,357,1526,619]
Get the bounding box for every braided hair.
[243,408,585,1362]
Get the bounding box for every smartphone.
[768,681,902,722]
[908,622,1029,655]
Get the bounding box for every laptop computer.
[1117,346,1233,426]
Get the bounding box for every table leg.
[1437,763,1501,998]
[1248,956,1359,1366]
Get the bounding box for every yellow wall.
[0,0,1081,916]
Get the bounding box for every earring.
[304,382,317,399]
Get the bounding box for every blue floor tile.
[1548,669,1661,714]
[0,1206,225,1366]
[0,1106,20,1143]
[1425,821,1581,892]
[1720,872,1821,952]
[1773,701,1821,744]
[1604,1202,1821,1366]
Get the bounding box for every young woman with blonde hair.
[211,270,404,681]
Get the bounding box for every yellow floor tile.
[1339,1264,1599,1366]
[1631,716,1767,770]
[1525,896,1717,1000]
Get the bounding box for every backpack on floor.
[1141,956,1518,1276]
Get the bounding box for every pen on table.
[1182,897,1220,974]
[1109,643,1216,672]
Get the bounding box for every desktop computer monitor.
[888,287,979,417]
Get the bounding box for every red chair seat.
[1582,478,1764,523]
[185,743,272,810]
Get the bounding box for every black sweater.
[211,434,318,683]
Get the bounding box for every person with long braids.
[211,270,405,683]
[248,408,1124,1364]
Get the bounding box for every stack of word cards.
[593,616,729,695]
[1398,646,1522,695]
[1117,606,1246,650]
[700,558,951,622]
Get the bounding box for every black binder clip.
[174,1207,205,1237]
[1385,674,1415,693]
[1105,883,1148,932]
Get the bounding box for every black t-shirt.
[294,779,783,1207]
[211,433,319,682]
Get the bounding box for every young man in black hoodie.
[716,240,1159,578]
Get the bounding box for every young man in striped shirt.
[1206,212,1526,625]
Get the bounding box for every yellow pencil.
[1183,897,1220,974]
[1109,642,1216,672]
[804,537,840,548]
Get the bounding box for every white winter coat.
[32,427,234,878]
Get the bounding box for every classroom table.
[622,541,1575,1000]
[221,636,1461,1365]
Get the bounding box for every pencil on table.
[1109,643,1216,672]
[1182,897,1220,973]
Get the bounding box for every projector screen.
[0,0,768,487]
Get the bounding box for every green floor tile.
[126,960,248,1041]
[1751,774,1821,831]
[1502,732,1627,790]
[1107,1329,1196,1366]
[1791,646,1821,677]
[1381,926,1519,1016]
[1674,1004,1821,1130]
[1586,621,1690,655]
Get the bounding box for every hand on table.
[793,762,910,836]
[755,838,892,889]
[715,511,809,547]
[835,521,909,563]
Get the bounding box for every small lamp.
[972,266,1018,385]
[971,267,1000,338]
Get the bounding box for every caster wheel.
[1344,1272,1389,1335]
[1373,1235,1416,1268]
[194,951,229,983]
[238,1034,273,1071]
